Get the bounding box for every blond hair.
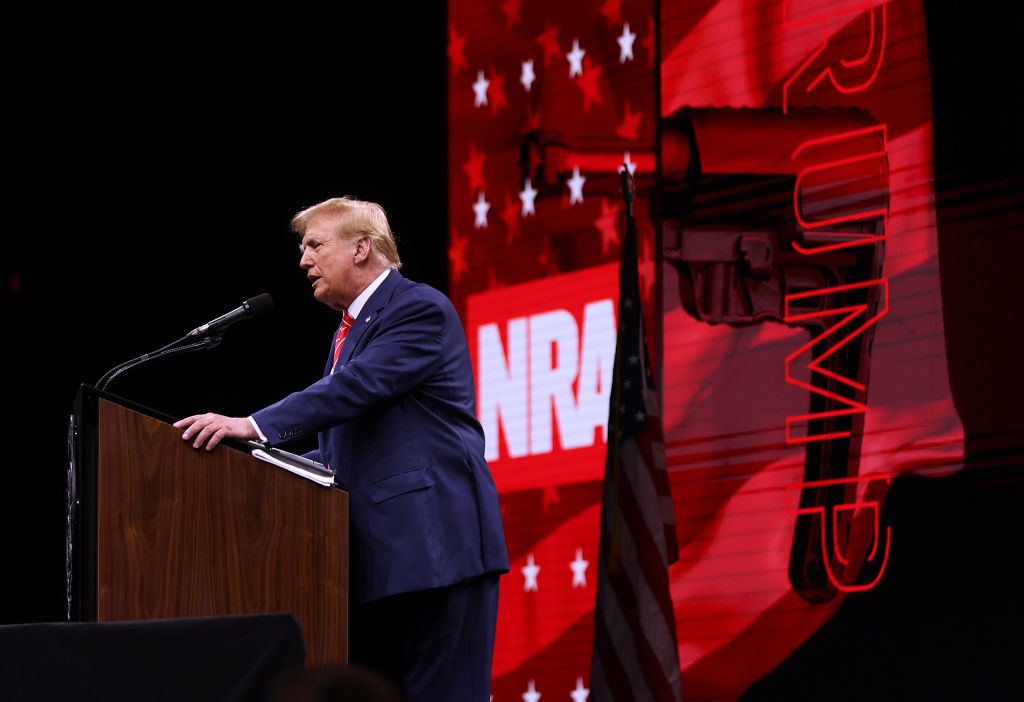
[291,196,402,269]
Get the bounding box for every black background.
[2,6,447,622]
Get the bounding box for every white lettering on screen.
[477,299,616,461]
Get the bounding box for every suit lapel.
[333,269,403,369]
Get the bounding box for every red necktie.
[331,312,355,373]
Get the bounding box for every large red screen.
[448,1,968,699]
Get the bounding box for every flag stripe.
[599,530,678,701]
[660,493,679,561]
[602,519,684,695]
[593,599,643,700]
[606,479,682,685]
[623,438,672,569]
[596,446,681,699]
[637,391,680,561]
[615,442,679,627]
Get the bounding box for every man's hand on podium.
[173,413,258,451]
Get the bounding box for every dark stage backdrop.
[2,6,448,624]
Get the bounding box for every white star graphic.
[519,178,538,216]
[567,166,586,205]
[570,548,589,588]
[567,38,585,78]
[473,70,490,107]
[522,552,540,592]
[571,677,590,702]
[618,151,637,176]
[522,679,541,702]
[520,59,536,91]
[635,410,646,422]
[617,23,636,63]
[629,354,639,365]
[473,191,490,228]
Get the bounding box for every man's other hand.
[173,413,257,451]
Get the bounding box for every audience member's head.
[273,664,405,702]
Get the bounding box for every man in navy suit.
[174,196,509,701]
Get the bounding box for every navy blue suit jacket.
[252,270,509,604]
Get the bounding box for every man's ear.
[353,237,372,263]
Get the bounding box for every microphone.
[187,293,275,337]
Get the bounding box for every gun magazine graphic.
[661,107,889,603]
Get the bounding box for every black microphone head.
[244,293,275,318]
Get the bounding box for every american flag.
[590,172,682,701]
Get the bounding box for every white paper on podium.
[249,444,336,487]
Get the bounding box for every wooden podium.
[69,386,348,665]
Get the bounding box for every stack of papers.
[248,443,336,487]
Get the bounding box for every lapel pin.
[365,314,372,323]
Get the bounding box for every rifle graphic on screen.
[660,107,889,603]
[521,107,891,601]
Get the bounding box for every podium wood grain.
[96,399,347,664]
